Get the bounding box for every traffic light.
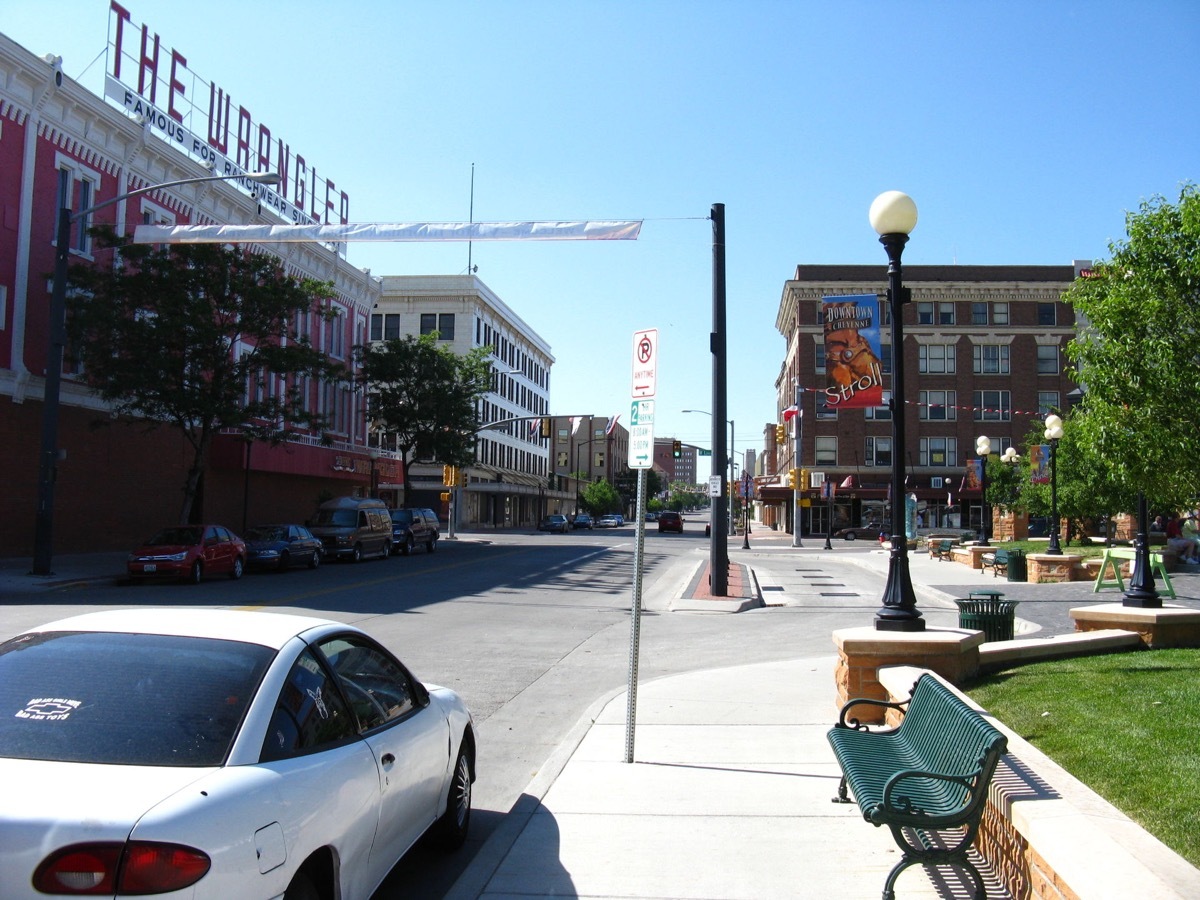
[672,439,681,459]
[775,423,786,443]
[440,491,451,502]
[786,468,797,489]
[540,418,552,439]
[800,468,810,490]
[442,465,453,486]
[457,468,467,487]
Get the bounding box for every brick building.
[769,264,1084,537]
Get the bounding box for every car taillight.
[33,841,210,895]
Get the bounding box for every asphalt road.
[0,525,957,898]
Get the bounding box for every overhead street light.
[868,190,922,632]
[32,170,281,576]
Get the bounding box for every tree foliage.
[1063,183,1200,512]
[581,479,623,516]
[356,333,492,493]
[65,230,347,523]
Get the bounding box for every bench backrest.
[992,549,1009,563]
[896,674,1007,782]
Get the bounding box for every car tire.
[427,536,437,553]
[278,551,290,571]
[844,532,857,541]
[351,544,363,563]
[230,557,244,579]
[308,551,320,570]
[283,871,320,900]
[434,743,473,851]
[186,561,202,584]
[403,535,414,556]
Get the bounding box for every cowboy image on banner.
[822,294,883,409]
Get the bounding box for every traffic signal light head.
[443,465,453,486]
[786,468,797,489]
[672,439,681,459]
[775,423,786,443]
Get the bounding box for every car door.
[201,526,227,574]
[315,635,449,868]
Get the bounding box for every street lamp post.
[1044,414,1064,554]
[976,436,992,546]
[31,170,281,576]
[869,191,923,632]
[682,408,735,537]
[1124,491,1162,608]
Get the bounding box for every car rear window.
[0,631,275,766]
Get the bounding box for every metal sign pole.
[624,466,648,763]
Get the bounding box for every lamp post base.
[874,548,925,632]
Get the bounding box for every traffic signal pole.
[709,203,728,596]
[792,384,803,547]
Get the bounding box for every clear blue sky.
[4,1,1197,475]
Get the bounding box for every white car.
[0,608,475,899]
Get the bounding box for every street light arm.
[69,171,280,223]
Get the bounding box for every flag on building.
[571,417,584,434]
[782,405,799,422]
[529,418,541,435]
[605,414,620,435]
[840,475,854,489]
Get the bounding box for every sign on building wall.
[822,294,883,409]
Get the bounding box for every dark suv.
[389,508,440,555]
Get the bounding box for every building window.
[919,390,957,420]
[814,343,826,372]
[971,302,989,325]
[920,437,958,468]
[1037,344,1059,374]
[1037,303,1057,326]
[918,343,956,374]
[918,302,955,325]
[992,303,1009,325]
[55,162,100,255]
[865,436,892,467]
[1038,392,1060,416]
[420,313,437,335]
[880,343,892,375]
[973,390,1012,421]
[814,392,838,420]
[866,390,892,420]
[438,313,455,341]
[814,436,837,465]
[973,344,1009,374]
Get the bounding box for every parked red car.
[127,524,247,584]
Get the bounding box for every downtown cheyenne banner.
[822,295,883,409]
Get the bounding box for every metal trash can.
[955,597,1020,641]
[1006,549,1028,583]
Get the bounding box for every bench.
[980,548,1009,577]
[929,539,954,561]
[827,673,1008,899]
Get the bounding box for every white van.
[308,497,392,562]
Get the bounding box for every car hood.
[131,543,192,556]
[0,758,216,875]
[245,540,284,550]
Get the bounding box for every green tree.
[356,333,492,494]
[1064,184,1200,514]
[66,230,346,524]
[581,479,622,516]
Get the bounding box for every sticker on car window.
[16,698,82,721]
[307,686,329,719]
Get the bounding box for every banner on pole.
[822,294,883,409]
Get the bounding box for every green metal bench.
[827,673,1008,899]
[980,548,1009,577]
[929,539,954,560]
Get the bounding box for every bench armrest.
[870,768,979,827]
[834,696,908,730]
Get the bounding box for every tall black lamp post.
[32,170,280,576]
[869,191,923,632]
[1044,414,1064,554]
[1124,492,1162,608]
[975,436,993,546]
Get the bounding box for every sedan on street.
[0,608,476,900]
[127,524,247,584]
[596,515,621,528]
[244,524,323,571]
[538,514,570,533]
[833,525,885,541]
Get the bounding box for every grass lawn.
[967,649,1200,867]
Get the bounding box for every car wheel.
[434,743,473,851]
[403,535,414,556]
[844,532,857,541]
[351,544,363,563]
[230,556,244,579]
[427,536,437,553]
[283,870,320,900]
[308,551,320,570]
[381,541,391,559]
[188,561,202,585]
[278,551,290,571]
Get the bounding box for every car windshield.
[0,631,275,766]
[246,526,286,541]
[146,527,203,546]
[312,509,356,528]
[390,511,413,526]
